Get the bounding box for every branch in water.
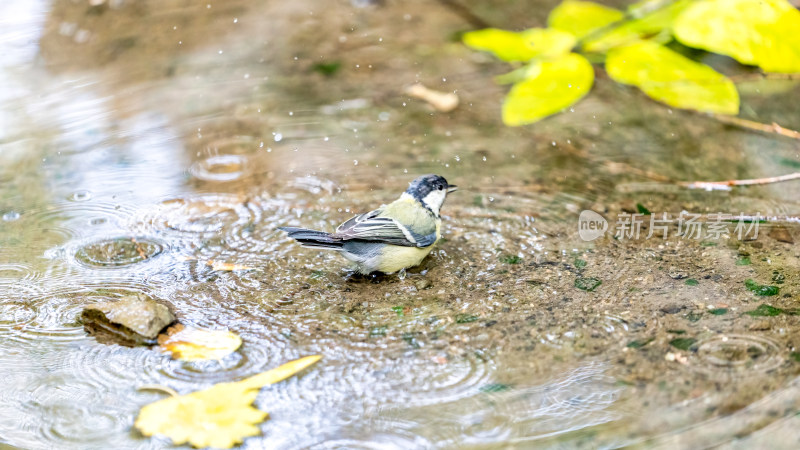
[680,172,800,190]
[436,0,491,29]
[712,114,800,140]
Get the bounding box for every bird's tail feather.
[278,227,343,249]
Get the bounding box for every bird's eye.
[437,185,444,191]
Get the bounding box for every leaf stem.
[574,0,679,52]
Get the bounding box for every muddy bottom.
[2,0,800,448]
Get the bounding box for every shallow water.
[2,0,800,448]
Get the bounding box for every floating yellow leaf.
[463,27,575,62]
[674,0,800,73]
[158,324,243,361]
[207,260,255,271]
[606,41,739,114]
[548,1,624,40]
[502,53,594,126]
[135,355,321,448]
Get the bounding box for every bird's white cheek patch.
[422,190,446,214]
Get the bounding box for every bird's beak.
[447,185,458,193]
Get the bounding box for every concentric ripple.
[131,194,294,260]
[134,194,259,238]
[72,236,165,269]
[694,334,784,375]
[0,262,43,286]
[189,154,249,182]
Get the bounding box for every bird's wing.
[334,209,436,248]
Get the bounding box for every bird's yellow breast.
[375,219,441,273]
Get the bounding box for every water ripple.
[694,333,784,376]
[189,154,250,182]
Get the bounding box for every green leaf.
[627,337,654,348]
[574,276,602,291]
[455,313,479,324]
[548,1,624,39]
[744,279,779,296]
[503,53,594,126]
[674,0,800,73]
[463,28,576,62]
[685,278,698,286]
[669,337,696,350]
[745,304,783,316]
[606,41,739,114]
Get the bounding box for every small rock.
[769,227,794,244]
[659,304,684,314]
[82,294,175,346]
[737,246,750,257]
[748,320,771,331]
[668,267,688,279]
[415,278,432,290]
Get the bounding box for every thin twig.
[730,72,800,82]
[712,114,800,140]
[436,0,491,29]
[680,172,800,190]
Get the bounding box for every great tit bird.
[279,174,457,274]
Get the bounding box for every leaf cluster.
[463,0,800,125]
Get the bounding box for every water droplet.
[233,18,238,23]
[288,111,293,116]
[323,136,329,142]
[69,190,92,202]
[353,160,359,165]
[2,211,20,222]
[274,133,283,142]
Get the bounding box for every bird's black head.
[405,174,457,215]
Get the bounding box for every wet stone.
[415,278,432,290]
[81,294,175,346]
[749,320,772,331]
[660,304,685,315]
[668,267,688,280]
[768,226,794,244]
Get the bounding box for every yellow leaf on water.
[674,0,800,73]
[207,260,255,271]
[502,53,594,126]
[134,355,321,448]
[462,27,575,62]
[606,41,739,114]
[158,324,243,361]
[548,1,624,40]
